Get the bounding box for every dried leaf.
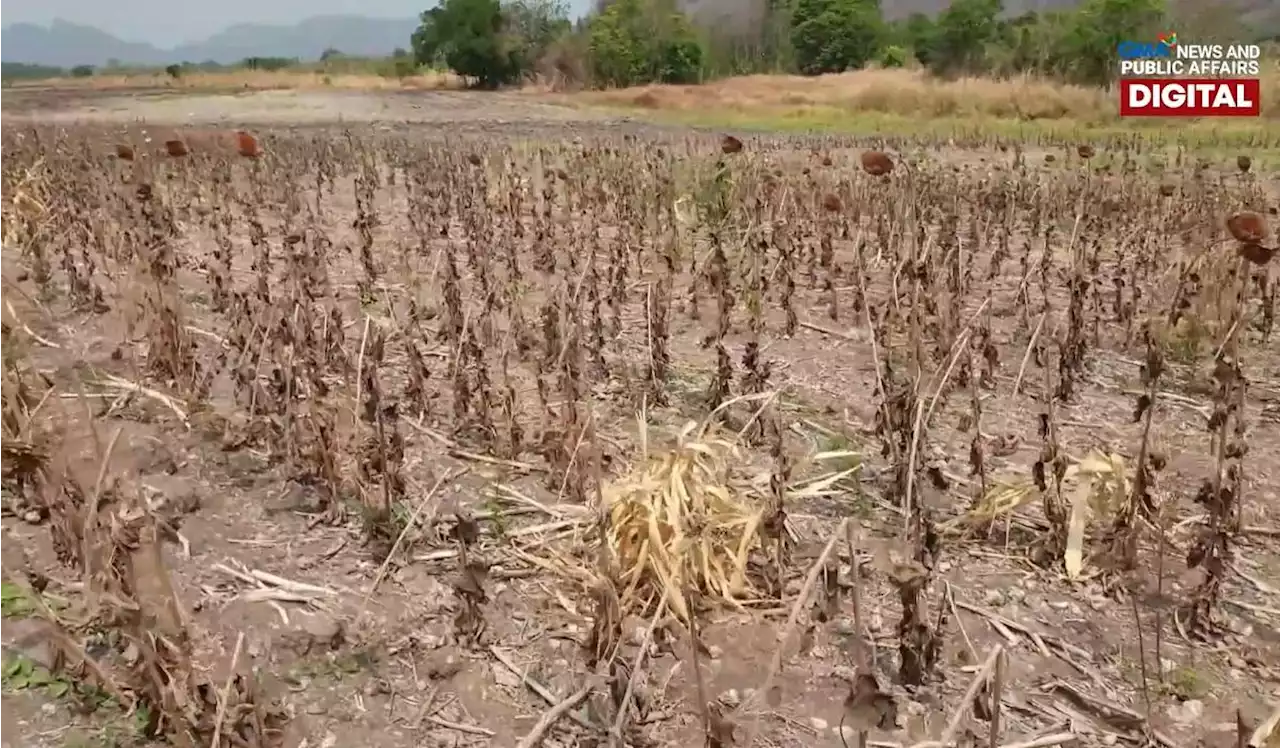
[708,702,736,746]
[843,673,897,732]
[236,131,261,158]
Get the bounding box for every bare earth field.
[2,86,1280,748]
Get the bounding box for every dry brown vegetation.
[2,118,1280,748]
[582,67,1280,128]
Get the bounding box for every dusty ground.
[2,86,1280,748]
[1,86,624,129]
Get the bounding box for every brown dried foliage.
[1,122,1274,747]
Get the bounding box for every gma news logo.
[1117,32,1178,60]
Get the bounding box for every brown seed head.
[1077,144,1095,159]
[859,150,893,176]
[1044,153,1056,164]
[720,135,743,154]
[1226,211,1268,244]
[466,153,482,166]
[115,144,135,161]
[821,155,833,166]
[164,139,189,157]
[1237,154,1251,173]
[1236,243,1276,266]
[821,193,842,212]
[236,131,261,158]
[1159,183,1176,197]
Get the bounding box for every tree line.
[413,0,1275,89]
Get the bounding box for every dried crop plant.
[1186,217,1267,632]
[1104,321,1167,575]
[19,413,288,746]
[1032,335,1070,563]
[355,327,407,557]
[870,300,945,686]
[9,123,1280,748]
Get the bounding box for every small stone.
[984,589,1004,606]
[416,633,445,649]
[22,510,42,524]
[424,647,465,680]
[833,618,858,636]
[2,618,57,670]
[810,717,828,731]
[299,614,344,651]
[720,689,741,707]
[492,662,521,688]
[1168,699,1204,723]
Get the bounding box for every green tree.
[789,0,884,76]
[586,0,703,87]
[927,0,1003,76]
[902,12,937,67]
[70,64,95,78]
[1060,0,1166,84]
[242,56,296,71]
[879,44,907,67]
[412,0,521,88]
[505,0,572,71]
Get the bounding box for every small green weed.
[3,651,75,699]
[1155,665,1211,701]
[1,580,35,618]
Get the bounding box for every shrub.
[412,0,523,88]
[587,0,703,87]
[790,0,884,75]
[880,44,908,68]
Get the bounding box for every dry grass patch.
[575,66,1280,143]
[592,69,1110,121]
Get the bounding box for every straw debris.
[596,406,858,621]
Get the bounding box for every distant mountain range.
[1,16,420,68]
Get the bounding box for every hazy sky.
[1,0,561,46]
